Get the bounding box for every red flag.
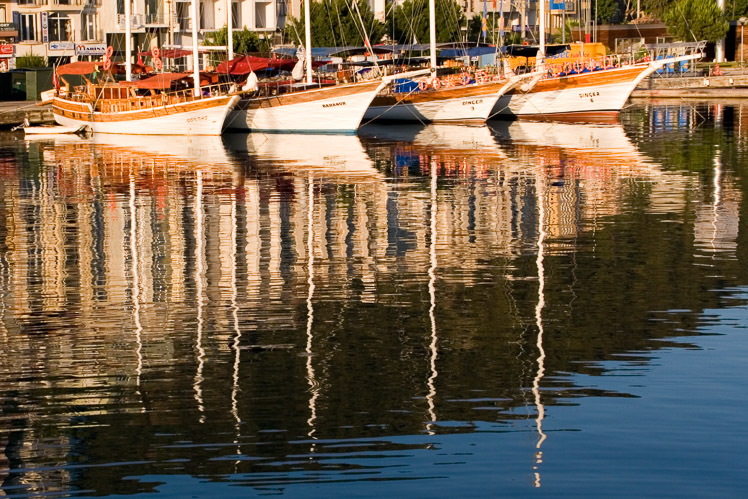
[493,0,496,8]
[137,51,143,66]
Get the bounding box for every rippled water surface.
[1,102,747,497]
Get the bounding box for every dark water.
[1,102,747,497]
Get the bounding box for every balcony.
[145,13,170,26]
[117,14,145,30]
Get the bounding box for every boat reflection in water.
[0,116,716,496]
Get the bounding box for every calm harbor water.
[1,102,747,497]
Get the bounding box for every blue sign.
[550,0,566,10]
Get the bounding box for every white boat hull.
[492,55,703,118]
[364,91,499,123]
[225,81,383,133]
[53,95,240,135]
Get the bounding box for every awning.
[216,55,298,75]
[440,47,500,58]
[135,72,192,89]
[56,61,100,75]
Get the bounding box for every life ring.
[106,46,114,58]
[418,79,428,91]
[459,73,470,85]
[152,47,160,59]
[153,58,163,70]
[103,59,112,71]
[445,75,456,87]
[475,70,487,83]
[432,78,442,90]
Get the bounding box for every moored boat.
[52,65,241,136]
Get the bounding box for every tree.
[643,0,673,18]
[391,0,465,44]
[284,0,385,47]
[203,26,269,54]
[594,0,625,23]
[663,0,729,42]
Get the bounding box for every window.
[49,13,72,42]
[117,0,125,15]
[19,13,37,42]
[255,2,268,29]
[82,12,98,41]
[176,2,191,30]
[199,1,206,30]
[232,2,240,29]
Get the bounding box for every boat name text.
[463,99,483,106]
[578,91,600,98]
[187,115,208,123]
[323,102,347,108]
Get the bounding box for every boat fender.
[103,59,112,71]
[106,46,114,58]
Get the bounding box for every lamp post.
[739,17,747,69]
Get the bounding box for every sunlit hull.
[493,65,654,117]
[225,80,383,133]
[363,80,509,123]
[52,94,240,135]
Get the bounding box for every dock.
[0,101,55,128]
[631,72,748,98]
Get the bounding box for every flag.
[498,0,505,37]
[482,0,488,40]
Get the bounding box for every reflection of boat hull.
[225,80,383,133]
[494,66,652,117]
[24,125,88,135]
[92,133,232,166]
[364,80,509,123]
[224,132,382,179]
[52,94,240,135]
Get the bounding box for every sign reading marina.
[75,43,107,56]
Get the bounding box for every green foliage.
[16,52,48,68]
[203,26,270,54]
[643,0,672,17]
[284,0,385,47]
[663,0,729,42]
[727,0,748,19]
[391,0,465,44]
[594,0,624,23]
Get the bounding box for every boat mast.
[428,0,437,74]
[191,0,201,96]
[125,0,132,81]
[538,0,545,66]
[227,0,233,62]
[304,0,313,84]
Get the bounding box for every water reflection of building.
[0,121,717,494]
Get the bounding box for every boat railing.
[65,81,235,112]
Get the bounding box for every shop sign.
[41,12,48,43]
[75,43,107,56]
[49,41,74,51]
[0,44,13,56]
